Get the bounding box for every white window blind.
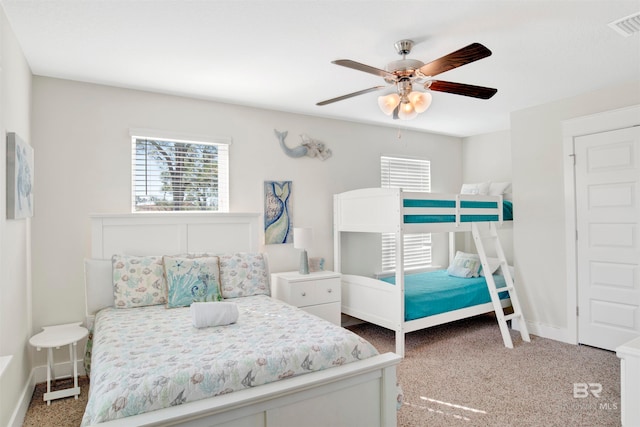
[381,155,432,271]
[132,135,229,212]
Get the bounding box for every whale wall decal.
[274,129,332,160]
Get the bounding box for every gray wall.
[0,7,33,426]
[29,76,463,366]
[511,80,640,339]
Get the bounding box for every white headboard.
[85,212,262,324]
[90,213,261,258]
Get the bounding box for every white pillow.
[489,182,511,196]
[479,257,502,277]
[448,251,482,278]
[84,258,114,315]
[447,264,473,278]
[460,182,490,195]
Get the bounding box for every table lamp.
[293,227,312,274]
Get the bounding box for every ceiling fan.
[316,39,497,120]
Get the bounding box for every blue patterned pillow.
[163,256,221,308]
[448,251,482,278]
[219,253,270,298]
[112,255,167,308]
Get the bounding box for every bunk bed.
[83,213,401,427]
[333,188,529,357]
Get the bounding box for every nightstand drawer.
[286,278,340,307]
[303,302,341,325]
[271,271,342,326]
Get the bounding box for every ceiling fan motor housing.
[384,59,426,83]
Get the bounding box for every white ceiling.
[1,1,639,137]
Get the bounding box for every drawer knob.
[327,288,333,293]
[301,292,306,297]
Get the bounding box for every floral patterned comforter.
[81,295,379,426]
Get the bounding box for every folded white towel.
[191,301,239,328]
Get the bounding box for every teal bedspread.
[380,270,509,321]
[403,200,513,223]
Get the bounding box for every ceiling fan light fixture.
[398,101,417,120]
[408,91,432,113]
[378,93,400,115]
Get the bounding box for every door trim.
[562,104,640,345]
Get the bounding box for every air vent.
[608,12,640,37]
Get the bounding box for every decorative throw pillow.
[448,251,482,278]
[112,255,167,308]
[219,253,270,298]
[163,256,221,308]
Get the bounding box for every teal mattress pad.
[380,270,509,321]
[403,200,513,223]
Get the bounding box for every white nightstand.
[271,270,341,326]
[29,322,88,405]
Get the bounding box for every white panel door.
[576,126,640,351]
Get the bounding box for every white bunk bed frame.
[333,188,530,358]
[85,213,401,427]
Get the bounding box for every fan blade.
[419,43,492,77]
[427,80,497,99]
[316,86,386,106]
[332,59,397,80]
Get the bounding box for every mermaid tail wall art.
[264,181,292,244]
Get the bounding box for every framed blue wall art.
[6,132,34,219]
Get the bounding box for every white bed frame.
[85,213,401,427]
[334,188,513,358]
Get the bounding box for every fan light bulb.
[398,101,417,120]
[378,94,400,115]
[408,91,432,113]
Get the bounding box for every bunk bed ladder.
[471,222,530,348]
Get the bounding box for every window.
[131,130,230,212]
[381,155,432,271]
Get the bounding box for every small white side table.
[29,322,88,405]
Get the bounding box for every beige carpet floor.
[23,376,89,427]
[350,315,621,427]
[22,315,621,427]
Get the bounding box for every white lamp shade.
[293,227,313,250]
[398,101,417,120]
[408,91,432,113]
[377,93,400,115]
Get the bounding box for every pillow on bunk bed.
[488,182,511,195]
[447,251,482,278]
[479,257,502,277]
[112,255,167,308]
[460,182,490,195]
[447,265,474,278]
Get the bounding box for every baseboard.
[512,318,572,344]
[8,368,35,427]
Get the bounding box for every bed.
[334,188,529,357]
[83,213,401,427]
